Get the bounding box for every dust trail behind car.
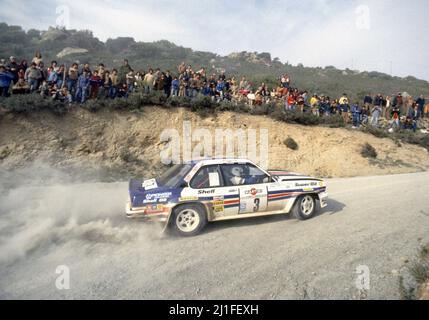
[0,164,162,268]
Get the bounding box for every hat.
[10,56,15,60]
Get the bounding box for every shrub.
[284,137,299,150]
[362,126,389,139]
[361,143,377,158]
[0,94,68,115]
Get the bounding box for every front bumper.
[318,192,328,208]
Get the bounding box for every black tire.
[292,195,317,220]
[172,204,207,237]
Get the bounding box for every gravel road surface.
[1,171,428,299]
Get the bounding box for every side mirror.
[179,182,189,188]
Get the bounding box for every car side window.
[221,164,270,187]
[247,165,271,184]
[190,165,223,189]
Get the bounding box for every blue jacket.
[416,97,425,109]
[351,104,362,115]
[171,79,180,90]
[216,82,225,92]
[202,86,211,96]
[364,95,373,104]
[77,74,90,89]
[0,71,14,87]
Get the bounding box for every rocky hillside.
[1,23,429,100]
[0,107,428,182]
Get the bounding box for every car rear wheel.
[292,195,316,220]
[172,204,207,237]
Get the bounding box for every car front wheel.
[172,204,207,237]
[292,195,317,220]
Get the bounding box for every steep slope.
[0,107,428,181]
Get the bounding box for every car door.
[189,165,240,218]
[220,163,269,214]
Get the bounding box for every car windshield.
[157,164,193,188]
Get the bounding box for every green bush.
[361,143,377,158]
[0,94,68,115]
[284,137,299,150]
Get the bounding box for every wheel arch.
[167,202,210,226]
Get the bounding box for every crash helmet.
[231,166,244,177]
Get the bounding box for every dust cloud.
[0,164,161,267]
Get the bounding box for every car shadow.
[203,198,347,235]
[317,198,347,216]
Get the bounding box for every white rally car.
[126,159,328,236]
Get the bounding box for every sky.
[1,0,429,80]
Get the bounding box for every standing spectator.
[363,93,373,110]
[67,63,79,98]
[89,70,102,99]
[351,102,362,128]
[56,65,66,89]
[6,56,19,84]
[47,66,58,85]
[76,70,90,104]
[37,62,47,84]
[164,70,172,97]
[143,69,155,93]
[32,51,43,66]
[101,70,112,99]
[109,69,119,99]
[416,95,425,119]
[216,79,225,101]
[407,104,421,132]
[118,59,132,85]
[384,96,391,119]
[80,63,92,76]
[391,106,401,130]
[370,103,381,127]
[24,62,42,92]
[178,62,186,74]
[158,73,166,92]
[0,65,14,97]
[339,94,350,123]
[171,76,180,97]
[126,69,135,93]
[19,60,28,73]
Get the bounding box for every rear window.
[158,164,193,188]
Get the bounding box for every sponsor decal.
[198,189,216,195]
[240,203,247,211]
[145,192,172,203]
[213,199,225,213]
[184,163,203,182]
[179,196,198,202]
[142,179,158,190]
[295,182,318,188]
[244,188,263,197]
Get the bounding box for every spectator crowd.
[0,52,428,132]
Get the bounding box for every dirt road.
[1,171,428,300]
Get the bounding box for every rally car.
[126,159,328,236]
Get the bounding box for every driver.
[230,166,245,186]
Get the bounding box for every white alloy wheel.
[176,208,201,233]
